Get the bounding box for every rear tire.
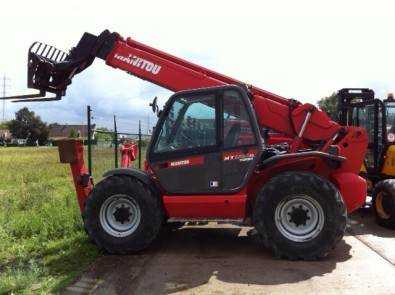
[253,172,346,260]
[84,175,163,254]
[372,180,395,229]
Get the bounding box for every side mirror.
[149,96,160,117]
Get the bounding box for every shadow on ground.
[348,208,395,238]
[76,225,352,294]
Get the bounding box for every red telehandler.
[12,30,368,259]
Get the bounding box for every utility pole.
[87,105,92,176]
[147,114,150,135]
[1,75,11,122]
[138,120,142,169]
[114,115,118,168]
[2,76,4,121]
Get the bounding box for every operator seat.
[224,123,241,147]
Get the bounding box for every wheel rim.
[375,192,393,220]
[275,195,325,242]
[99,194,141,237]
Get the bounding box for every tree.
[95,127,114,142]
[0,121,9,129]
[69,128,79,138]
[317,93,338,121]
[8,107,49,145]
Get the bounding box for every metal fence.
[86,105,151,180]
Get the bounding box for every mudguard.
[331,172,367,213]
[103,168,155,188]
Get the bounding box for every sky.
[1,0,395,133]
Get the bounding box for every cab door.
[148,86,262,195]
[148,89,222,194]
[351,100,384,172]
[220,88,262,191]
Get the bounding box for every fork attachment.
[27,30,118,98]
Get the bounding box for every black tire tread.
[253,172,347,260]
[83,175,163,254]
[372,179,395,229]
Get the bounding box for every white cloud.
[1,0,395,130]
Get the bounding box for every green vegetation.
[68,129,79,138]
[89,145,120,180]
[94,127,114,142]
[8,108,50,145]
[318,92,338,120]
[0,146,130,293]
[0,121,10,129]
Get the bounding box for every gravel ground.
[64,210,395,295]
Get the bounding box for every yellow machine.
[382,145,395,175]
[338,88,395,228]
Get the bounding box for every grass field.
[0,145,133,293]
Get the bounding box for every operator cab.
[338,88,394,174]
[147,85,263,194]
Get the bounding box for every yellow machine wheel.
[372,180,395,229]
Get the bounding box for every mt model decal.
[222,150,257,162]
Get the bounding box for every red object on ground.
[120,142,139,168]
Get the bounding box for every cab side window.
[223,90,256,148]
[154,94,217,153]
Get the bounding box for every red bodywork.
[163,193,247,219]
[57,140,93,212]
[57,31,368,219]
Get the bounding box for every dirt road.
[64,211,395,294]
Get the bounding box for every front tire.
[253,172,346,260]
[84,175,163,254]
[372,180,395,229]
